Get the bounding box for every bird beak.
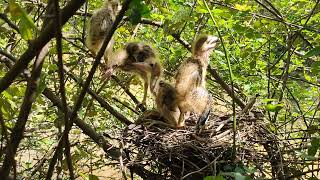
[206,36,220,50]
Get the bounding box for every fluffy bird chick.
[175,34,219,127]
[105,42,162,106]
[151,79,180,127]
[86,0,120,61]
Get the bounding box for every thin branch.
[46,1,132,177]
[0,43,48,179]
[0,0,86,94]
[212,1,320,33]
[53,0,75,178]
[204,0,237,156]
[0,51,154,179]
[63,67,132,125]
[0,13,19,32]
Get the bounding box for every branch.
[53,0,75,178]
[212,1,320,33]
[0,43,48,179]
[0,13,19,32]
[46,1,132,177]
[1,43,158,180]
[0,0,86,93]
[63,66,132,125]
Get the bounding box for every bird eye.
[159,81,164,86]
[150,63,154,67]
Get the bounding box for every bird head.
[125,42,156,63]
[192,34,219,60]
[104,0,120,14]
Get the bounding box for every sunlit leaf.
[305,46,320,58]
[234,4,251,11]
[265,103,283,112]
[8,1,37,40]
[88,174,100,180]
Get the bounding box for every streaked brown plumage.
[86,0,119,61]
[151,79,180,127]
[175,34,219,127]
[105,42,162,106]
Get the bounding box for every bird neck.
[193,51,211,64]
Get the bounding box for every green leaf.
[204,175,225,180]
[88,174,100,180]
[234,4,251,11]
[308,138,320,156]
[19,20,33,40]
[221,172,251,180]
[265,103,283,112]
[8,1,23,20]
[305,46,320,58]
[127,0,150,25]
[8,1,37,40]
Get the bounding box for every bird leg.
[196,94,213,133]
[177,106,186,128]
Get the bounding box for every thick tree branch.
[0,0,86,94]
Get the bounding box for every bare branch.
[0,0,87,93]
[0,43,49,179]
[0,13,19,32]
[53,0,75,178]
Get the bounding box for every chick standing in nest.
[104,42,162,108]
[152,80,180,127]
[86,0,120,61]
[175,34,219,127]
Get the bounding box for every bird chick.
[86,0,120,61]
[151,79,180,127]
[175,34,219,127]
[105,42,162,107]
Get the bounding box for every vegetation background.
[0,0,319,179]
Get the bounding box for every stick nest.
[122,111,286,179]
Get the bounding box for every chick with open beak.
[104,42,161,108]
[175,34,219,127]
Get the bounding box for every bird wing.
[89,9,113,42]
[175,61,201,96]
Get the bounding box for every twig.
[0,13,19,32]
[181,151,224,179]
[47,2,132,178]
[26,142,59,180]
[0,0,87,93]
[119,139,128,180]
[0,43,48,179]
[53,0,75,178]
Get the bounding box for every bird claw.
[197,110,211,126]
[102,68,113,80]
[136,102,146,112]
